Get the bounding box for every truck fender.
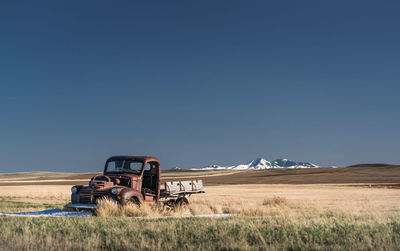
[119,188,144,205]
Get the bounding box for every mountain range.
[190,158,320,170]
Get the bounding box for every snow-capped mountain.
[191,158,319,170]
[270,158,319,169]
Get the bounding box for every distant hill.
[347,163,398,168]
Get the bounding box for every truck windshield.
[105,160,143,174]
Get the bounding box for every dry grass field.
[0,165,399,250]
[1,183,399,216]
[1,165,399,216]
[164,164,400,185]
[2,163,400,186]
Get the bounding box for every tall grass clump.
[95,198,191,217]
[96,198,230,217]
[262,196,289,206]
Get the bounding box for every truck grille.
[79,195,92,204]
[93,190,109,202]
[78,189,110,204]
[79,190,93,204]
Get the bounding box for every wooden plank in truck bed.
[164,180,204,195]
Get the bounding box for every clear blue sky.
[1,1,399,172]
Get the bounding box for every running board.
[66,203,98,209]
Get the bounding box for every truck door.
[142,162,159,204]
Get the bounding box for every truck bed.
[160,180,204,198]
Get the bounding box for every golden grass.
[0,183,399,250]
[95,196,298,218]
[195,184,400,211]
[0,169,399,250]
[1,214,399,250]
[94,185,400,218]
[262,196,289,206]
[1,183,399,216]
[96,198,192,217]
[0,185,71,199]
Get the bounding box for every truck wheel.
[125,197,141,206]
[175,197,189,207]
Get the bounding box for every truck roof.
[106,155,160,163]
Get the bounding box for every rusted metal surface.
[67,155,204,210]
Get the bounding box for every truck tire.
[119,189,144,206]
[125,196,141,206]
[175,197,189,207]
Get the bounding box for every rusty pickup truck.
[66,156,204,210]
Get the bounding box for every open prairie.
[1,163,400,186]
[0,165,399,250]
[1,164,399,213]
[164,164,400,185]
